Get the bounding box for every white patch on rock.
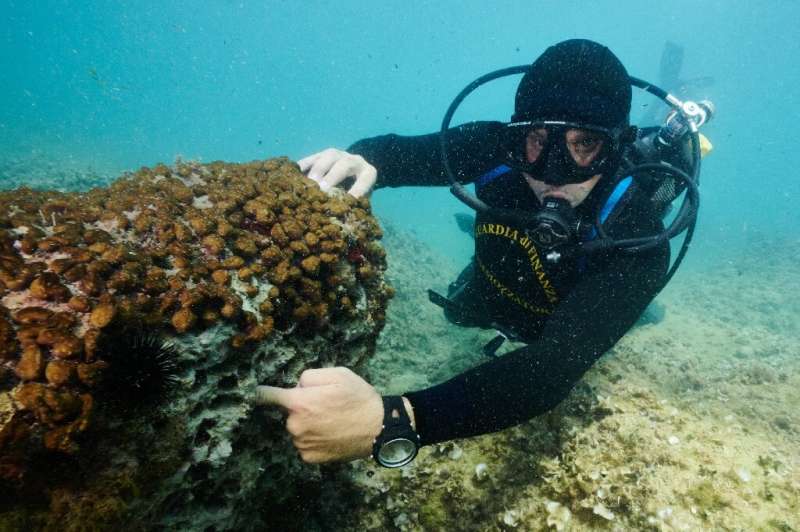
[474,463,488,482]
[208,440,233,464]
[447,445,463,460]
[736,467,751,483]
[545,500,572,531]
[192,195,213,209]
[179,171,207,187]
[501,510,519,527]
[230,275,273,321]
[122,208,141,221]
[593,503,615,521]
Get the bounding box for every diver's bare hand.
[252,367,383,464]
[298,148,377,198]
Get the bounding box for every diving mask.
[502,120,634,186]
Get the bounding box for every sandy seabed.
[295,225,799,531]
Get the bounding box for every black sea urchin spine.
[102,328,181,406]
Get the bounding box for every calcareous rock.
[0,157,392,530]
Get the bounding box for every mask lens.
[524,128,549,163]
[564,129,607,167]
[503,122,613,181]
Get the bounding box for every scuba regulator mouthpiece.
[527,197,580,250]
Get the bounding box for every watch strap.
[382,395,411,428]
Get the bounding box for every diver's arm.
[347,121,505,188]
[404,243,669,445]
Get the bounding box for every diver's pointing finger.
[252,385,301,409]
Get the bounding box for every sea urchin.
[99,327,181,407]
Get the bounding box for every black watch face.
[377,437,418,468]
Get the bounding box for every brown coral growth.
[0,157,392,483]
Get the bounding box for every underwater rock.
[0,157,392,530]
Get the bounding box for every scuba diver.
[255,39,714,467]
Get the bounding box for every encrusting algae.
[0,157,393,529]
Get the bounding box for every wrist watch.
[372,395,421,468]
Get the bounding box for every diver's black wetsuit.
[350,122,677,445]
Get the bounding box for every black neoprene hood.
[513,39,632,129]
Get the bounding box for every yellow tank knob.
[699,133,713,157]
